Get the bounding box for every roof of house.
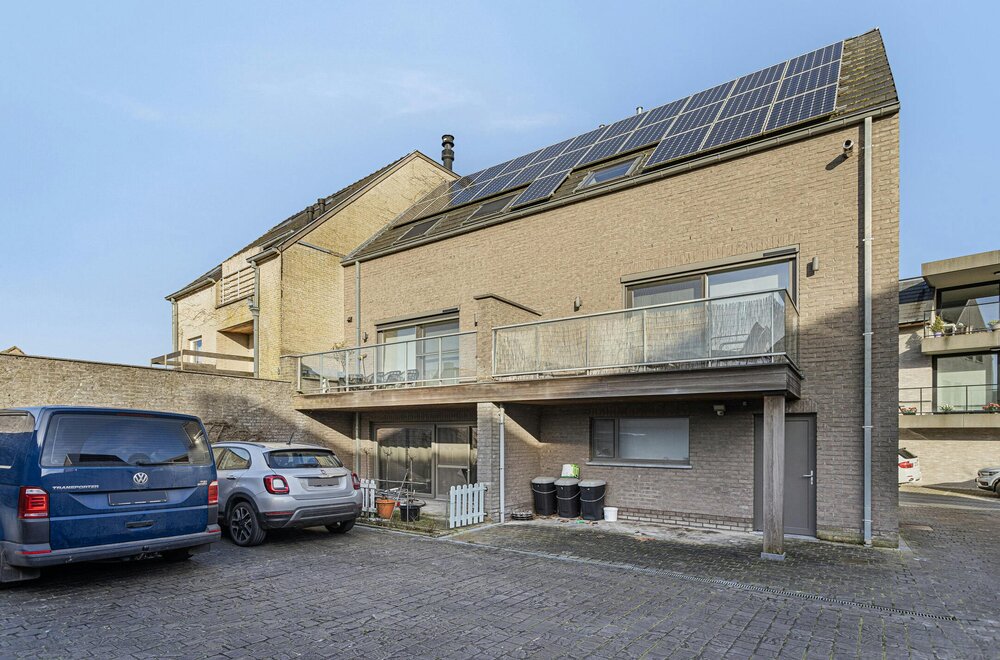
[167,151,451,300]
[348,29,898,263]
[1,346,25,356]
[899,276,934,325]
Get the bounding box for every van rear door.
[39,411,215,550]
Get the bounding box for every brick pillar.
[477,402,502,518]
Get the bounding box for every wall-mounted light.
[362,332,369,343]
[807,256,820,276]
[713,404,726,417]
[573,296,582,311]
[346,315,353,323]
[842,139,855,158]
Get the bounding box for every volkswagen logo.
[133,472,149,487]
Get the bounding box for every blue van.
[0,406,221,583]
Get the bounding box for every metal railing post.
[641,309,647,365]
[437,336,443,385]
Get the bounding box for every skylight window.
[395,217,439,243]
[467,194,516,222]
[578,157,640,190]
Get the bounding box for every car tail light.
[207,480,219,505]
[18,487,49,519]
[352,472,361,490]
[264,475,289,494]
[899,460,913,469]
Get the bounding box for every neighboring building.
[1,346,26,356]
[153,153,455,379]
[292,29,901,553]
[898,250,1000,486]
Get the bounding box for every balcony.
[297,331,477,394]
[493,290,798,378]
[899,385,1000,430]
[922,297,1000,355]
[150,349,254,377]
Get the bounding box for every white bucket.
[604,507,619,522]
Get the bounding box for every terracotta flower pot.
[375,498,396,520]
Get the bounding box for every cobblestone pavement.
[0,497,996,659]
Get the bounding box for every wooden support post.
[761,394,786,560]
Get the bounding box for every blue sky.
[1,2,996,365]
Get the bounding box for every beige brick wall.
[341,116,900,543]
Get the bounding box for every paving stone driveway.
[0,496,996,659]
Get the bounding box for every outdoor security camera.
[842,139,855,157]
[713,404,726,417]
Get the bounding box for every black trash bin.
[554,477,580,518]
[579,479,606,521]
[531,476,557,516]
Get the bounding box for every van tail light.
[207,480,219,505]
[264,475,290,494]
[898,460,914,469]
[18,487,49,519]
[352,472,361,490]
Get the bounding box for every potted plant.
[983,403,1000,414]
[397,498,425,522]
[939,404,954,413]
[375,497,397,519]
[929,316,945,337]
[955,322,966,334]
[899,405,917,415]
[989,320,1000,332]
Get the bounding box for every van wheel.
[326,519,355,534]
[228,502,267,547]
[161,548,194,562]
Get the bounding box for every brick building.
[153,152,455,379]
[290,30,900,553]
[898,250,1000,487]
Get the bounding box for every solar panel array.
[392,41,843,226]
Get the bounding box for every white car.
[898,448,921,484]
[976,466,1000,495]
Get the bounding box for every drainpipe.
[354,261,362,475]
[862,116,873,545]
[169,298,179,352]
[498,403,506,523]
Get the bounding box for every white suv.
[976,467,1000,495]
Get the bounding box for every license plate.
[307,478,341,488]
[109,490,168,506]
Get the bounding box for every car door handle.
[802,470,814,485]
[226,475,237,480]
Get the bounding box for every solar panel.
[511,171,571,208]
[579,134,630,167]
[638,98,688,127]
[392,39,846,226]
[668,101,724,135]
[765,84,838,132]
[719,82,779,119]
[645,125,712,168]
[703,106,770,150]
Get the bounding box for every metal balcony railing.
[492,289,798,378]
[924,297,1000,337]
[150,350,254,377]
[297,331,477,393]
[899,384,1000,415]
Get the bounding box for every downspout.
[354,261,362,475]
[169,298,179,352]
[498,403,506,523]
[862,116,873,545]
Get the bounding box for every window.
[578,158,640,190]
[628,258,795,308]
[377,317,461,383]
[41,413,211,467]
[590,417,690,466]
[395,217,439,244]
[468,194,516,222]
[936,283,1000,331]
[935,353,999,412]
[213,447,251,470]
[266,449,343,469]
[188,336,203,363]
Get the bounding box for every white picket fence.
[360,478,378,515]
[448,482,486,529]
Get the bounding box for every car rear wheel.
[228,501,267,547]
[326,519,355,534]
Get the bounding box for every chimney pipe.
[441,134,455,171]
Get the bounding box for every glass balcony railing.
[899,385,1000,415]
[492,290,798,378]
[297,331,477,393]
[924,297,1000,336]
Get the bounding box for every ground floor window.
[934,353,999,411]
[590,417,690,466]
[374,424,476,498]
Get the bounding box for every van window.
[0,412,35,467]
[41,413,211,467]
[266,449,342,470]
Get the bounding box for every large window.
[628,259,794,309]
[377,317,460,384]
[590,417,690,466]
[936,283,1000,331]
[935,353,999,412]
[41,413,211,467]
